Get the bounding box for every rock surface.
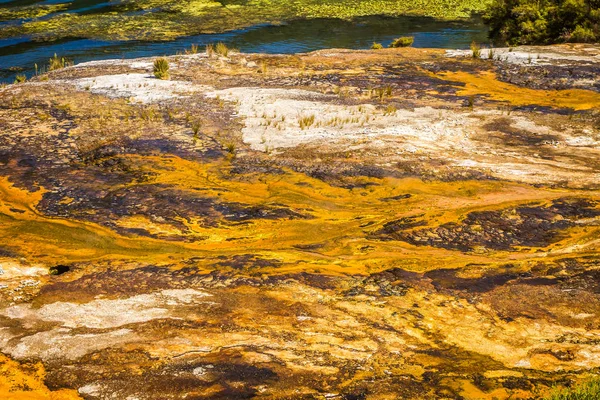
[0,45,600,399]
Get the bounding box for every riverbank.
[0,44,600,399]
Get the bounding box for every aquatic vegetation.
[390,36,414,47]
[153,58,170,80]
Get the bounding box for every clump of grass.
[191,120,202,137]
[153,58,170,80]
[299,114,315,130]
[13,75,26,84]
[259,61,268,74]
[206,44,215,57]
[545,377,600,400]
[225,142,236,155]
[371,42,383,50]
[188,44,199,54]
[48,53,71,71]
[215,42,229,57]
[372,85,393,102]
[390,36,414,48]
[487,47,495,59]
[470,41,481,58]
[383,104,397,116]
[467,95,475,109]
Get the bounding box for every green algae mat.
[0,0,492,41]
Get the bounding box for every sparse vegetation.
[390,36,414,48]
[299,114,315,129]
[206,44,215,57]
[48,53,71,71]
[545,377,600,400]
[371,42,383,50]
[13,75,26,84]
[383,104,397,115]
[215,42,229,57]
[467,95,475,109]
[153,58,170,80]
[259,61,268,74]
[470,41,481,58]
[191,120,202,137]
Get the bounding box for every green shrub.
[153,58,170,80]
[484,0,599,45]
[570,25,596,42]
[545,377,600,400]
[389,36,414,48]
[371,42,383,49]
[14,75,26,84]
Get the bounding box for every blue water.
[0,15,489,83]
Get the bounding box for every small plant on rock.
[299,114,315,130]
[206,44,215,57]
[191,120,202,137]
[14,75,26,84]
[470,41,481,58]
[371,42,383,50]
[225,142,236,155]
[215,42,229,57]
[153,58,170,80]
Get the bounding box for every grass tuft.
[48,53,72,71]
[153,57,170,80]
[206,44,215,57]
[299,114,315,130]
[371,42,383,50]
[470,41,481,58]
[215,42,229,57]
[191,120,202,137]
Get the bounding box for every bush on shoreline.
[390,36,414,48]
[484,0,600,45]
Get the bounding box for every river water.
[0,12,489,82]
